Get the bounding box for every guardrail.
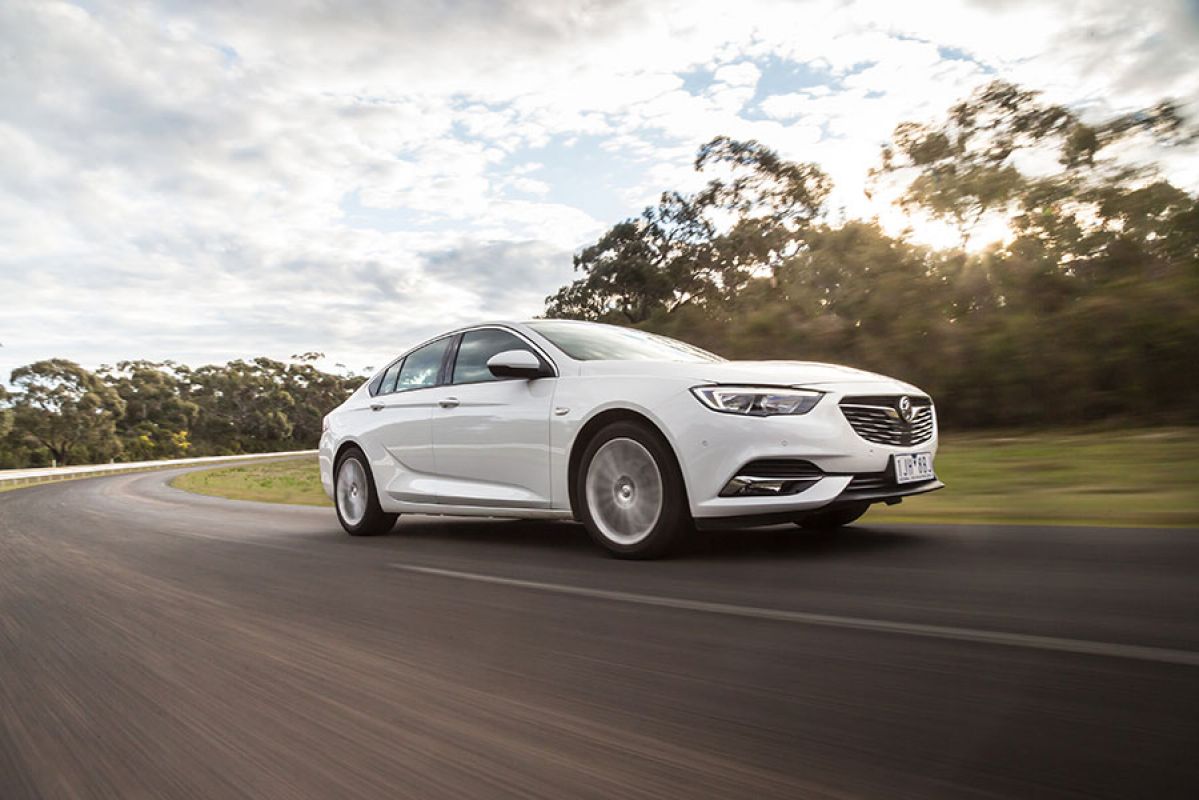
[0,450,317,490]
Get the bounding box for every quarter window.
[378,361,402,394]
[394,337,450,391]
[452,329,542,385]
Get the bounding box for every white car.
[319,320,942,558]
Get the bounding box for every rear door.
[429,327,556,508]
[360,336,452,502]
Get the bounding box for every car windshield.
[527,320,724,362]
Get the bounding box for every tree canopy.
[1,356,363,468]
[545,81,1199,428]
[8,359,126,466]
[546,137,834,323]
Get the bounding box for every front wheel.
[797,503,869,530]
[335,449,398,536]
[577,421,691,559]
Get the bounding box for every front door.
[429,328,555,508]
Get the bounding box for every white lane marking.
[389,563,1199,668]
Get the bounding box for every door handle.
[438,397,460,409]
[370,402,384,411]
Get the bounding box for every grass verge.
[172,456,331,507]
[170,429,1199,528]
[872,428,1198,527]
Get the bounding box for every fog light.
[720,476,820,497]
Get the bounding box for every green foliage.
[694,135,831,225]
[179,354,363,455]
[0,386,14,468]
[181,358,298,453]
[874,80,1196,246]
[278,353,365,447]
[8,359,126,466]
[546,82,1199,429]
[0,355,362,468]
[0,385,11,441]
[100,360,199,460]
[545,193,720,323]
[546,136,832,322]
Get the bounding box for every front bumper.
[695,477,943,529]
[318,431,336,500]
[656,380,942,521]
[832,455,943,505]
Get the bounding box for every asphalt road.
[2,468,1197,799]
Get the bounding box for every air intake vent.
[736,459,823,480]
[846,473,893,491]
[720,459,823,497]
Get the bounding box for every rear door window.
[395,337,450,391]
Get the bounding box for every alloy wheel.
[337,458,368,526]
[584,437,664,545]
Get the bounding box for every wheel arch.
[332,438,371,476]
[566,407,687,520]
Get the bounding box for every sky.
[2,0,1197,377]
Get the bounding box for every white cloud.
[1,0,1195,378]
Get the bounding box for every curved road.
[2,467,1197,799]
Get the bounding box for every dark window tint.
[395,337,450,391]
[378,361,402,394]
[452,329,539,385]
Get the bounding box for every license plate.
[894,453,934,484]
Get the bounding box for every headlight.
[691,386,823,416]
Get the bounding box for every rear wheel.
[335,449,397,536]
[797,503,869,530]
[577,421,691,559]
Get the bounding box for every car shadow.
[392,517,592,553]
[681,524,923,561]
[351,516,923,561]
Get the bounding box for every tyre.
[334,448,398,536]
[577,420,691,559]
[797,502,869,530]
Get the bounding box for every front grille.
[736,458,823,480]
[840,396,935,447]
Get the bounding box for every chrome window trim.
[368,334,456,397]
[368,324,559,397]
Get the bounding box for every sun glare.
[875,205,1014,252]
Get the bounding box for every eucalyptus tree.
[9,359,126,466]
[873,79,1194,252]
[546,136,831,322]
[0,385,10,437]
[99,360,199,460]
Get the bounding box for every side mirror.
[487,349,552,380]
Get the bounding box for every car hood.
[578,359,918,390]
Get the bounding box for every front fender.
[549,376,696,512]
